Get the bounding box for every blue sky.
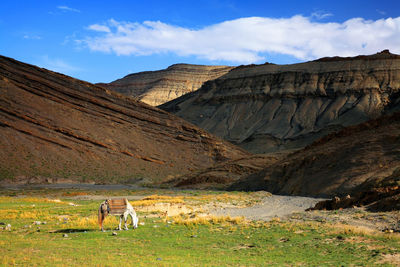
[1,0,400,83]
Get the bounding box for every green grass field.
[0,188,399,266]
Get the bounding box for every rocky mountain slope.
[161,154,284,189]
[228,111,400,197]
[161,50,400,153]
[98,64,233,106]
[0,56,248,184]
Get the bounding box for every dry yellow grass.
[128,192,265,219]
[0,196,70,205]
[172,214,247,226]
[0,208,53,220]
[57,215,120,229]
[327,223,400,240]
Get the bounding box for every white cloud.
[311,11,333,20]
[23,34,41,40]
[87,24,111,33]
[377,9,386,16]
[80,16,400,64]
[57,5,80,13]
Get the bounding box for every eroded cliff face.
[0,56,248,184]
[161,51,400,153]
[99,64,233,106]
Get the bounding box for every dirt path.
[210,195,325,221]
[210,195,399,232]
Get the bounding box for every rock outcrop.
[0,56,248,184]
[161,50,400,153]
[98,64,233,106]
[309,168,400,211]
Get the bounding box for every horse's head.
[98,201,109,229]
[100,201,109,214]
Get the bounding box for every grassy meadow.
[0,188,399,266]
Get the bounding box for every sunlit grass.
[0,189,398,266]
[0,196,73,205]
[171,214,247,226]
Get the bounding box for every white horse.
[98,198,138,232]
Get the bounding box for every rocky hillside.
[0,56,248,184]
[167,111,400,199]
[98,64,233,106]
[161,50,400,153]
[228,111,400,197]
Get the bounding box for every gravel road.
[211,195,326,221]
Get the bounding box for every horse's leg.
[100,217,104,232]
[118,216,122,230]
[130,212,138,229]
[123,212,129,230]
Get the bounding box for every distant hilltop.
[98,64,233,106]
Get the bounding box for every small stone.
[112,231,118,236]
[63,234,68,238]
[191,235,198,238]
[153,225,159,228]
[42,221,47,225]
[5,224,11,231]
[139,222,145,226]
[34,221,41,225]
[156,258,162,261]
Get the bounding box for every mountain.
[161,50,400,153]
[228,111,400,197]
[98,64,233,106]
[0,56,248,184]
[167,111,400,198]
